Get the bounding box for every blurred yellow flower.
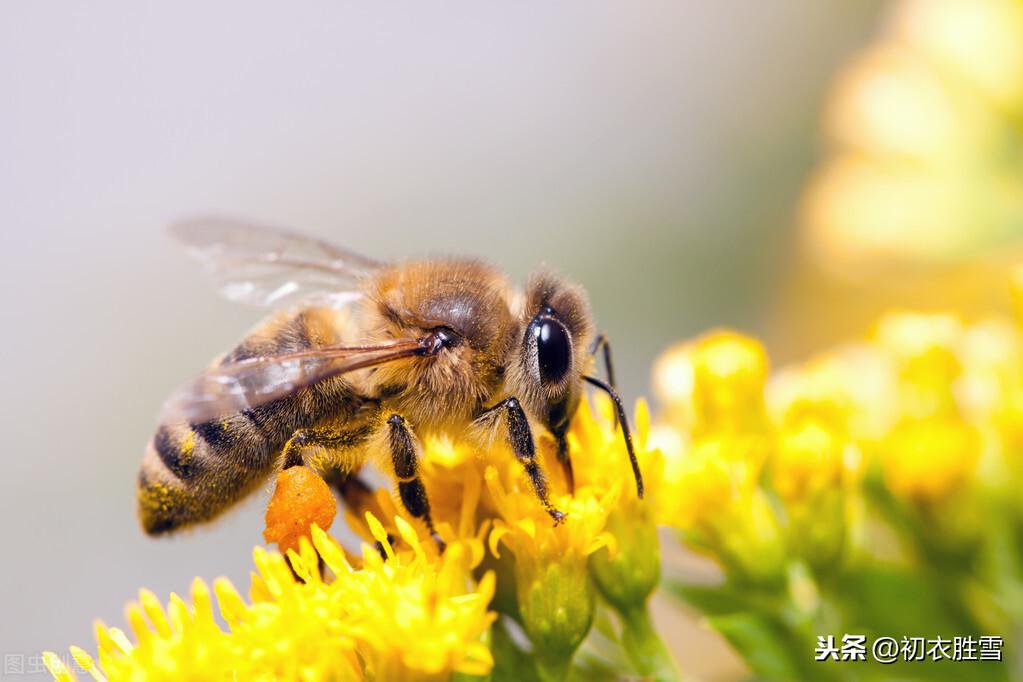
[772,420,846,502]
[881,417,980,500]
[894,0,1023,108]
[802,0,1023,272]
[690,330,770,437]
[654,331,787,583]
[664,436,760,531]
[870,312,982,500]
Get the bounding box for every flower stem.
[620,605,679,681]
[534,651,572,682]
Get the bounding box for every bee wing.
[170,216,385,309]
[161,339,425,424]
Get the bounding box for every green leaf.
[833,564,971,638]
[664,579,751,616]
[707,611,817,682]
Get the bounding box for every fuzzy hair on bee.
[137,218,643,547]
[138,307,368,534]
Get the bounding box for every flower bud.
[691,331,769,434]
[486,464,615,679]
[875,312,963,418]
[589,508,659,614]
[772,419,851,570]
[515,550,595,678]
[882,417,979,501]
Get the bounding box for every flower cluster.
[46,396,674,681]
[801,0,1023,272]
[47,522,494,682]
[654,298,1023,679]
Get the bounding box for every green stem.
[620,605,679,681]
[534,651,572,682]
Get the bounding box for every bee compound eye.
[435,328,455,346]
[427,327,459,353]
[533,318,572,385]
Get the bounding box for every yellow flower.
[874,312,962,392]
[769,344,900,433]
[46,522,495,682]
[341,437,492,570]
[882,417,980,501]
[865,312,983,502]
[663,436,760,531]
[893,0,1023,109]
[571,397,663,609]
[766,357,864,500]
[690,330,770,437]
[803,157,985,269]
[486,456,616,670]
[654,330,771,502]
[825,45,996,163]
[652,341,696,423]
[653,331,786,583]
[772,420,847,502]
[664,438,784,584]
[654,330,770,435]
[1011,264,1023,324]
[561,396,677,677]
[764,358,867,570]
[653,330,773,546]
[326,519,496,680]
[957,318,1023,425]
[50,365,677,681]
[801,0,1023,271]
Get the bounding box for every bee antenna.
[583,375,644,499]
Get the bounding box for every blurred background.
[9,1,1020,679]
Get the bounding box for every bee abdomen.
[138,306,361,535]
[138,418,280,535]
[152,425,201,480]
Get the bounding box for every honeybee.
[138,218,642,547]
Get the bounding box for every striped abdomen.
[137,307,363,534]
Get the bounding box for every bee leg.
[280,424,372,471]
[553,430,575,494]
[589,333,617,391]
[280,424,383,520]
[386,414,446,552]
[590,333,618,428]
[481,398,566,524]
[276,426,385,571]
[281,438,306,469]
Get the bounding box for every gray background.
[1,2,882,678]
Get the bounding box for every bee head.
[510,271,595,421]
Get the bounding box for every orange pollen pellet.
[263,466,337,554]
